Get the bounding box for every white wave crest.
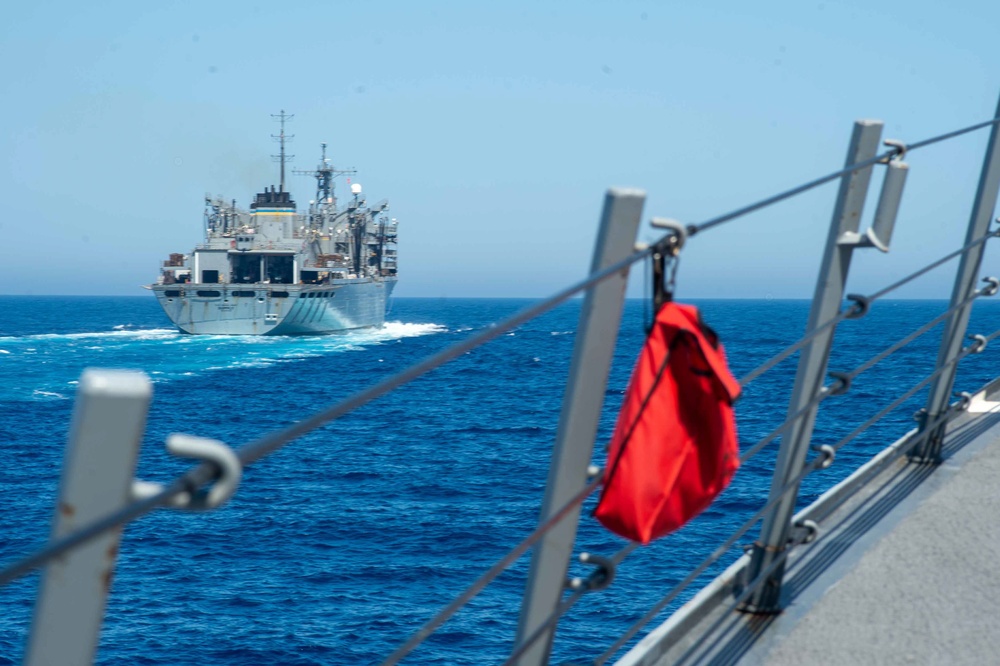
[1,328,180,343]
[377,321,446,337]
[33,389,68,400]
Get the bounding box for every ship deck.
[620,377,1000,666]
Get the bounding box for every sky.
[2,0,999,298]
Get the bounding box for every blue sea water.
[1,295,998,665]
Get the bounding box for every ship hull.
[152,278,396,335]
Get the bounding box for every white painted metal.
[514,188,645,665]
[745,120,884,611]
[916,91,1000,461]
[25,369,152,666]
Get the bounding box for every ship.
[150,112,398,335]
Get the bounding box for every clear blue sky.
[2,1,998,298]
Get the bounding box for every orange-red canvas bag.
[594,302,741,544]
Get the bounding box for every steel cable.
[690,115,1000,237]
[492,276,997,664]
[839,288,990,384]
[0,243,652,587]
[906,117,1000,151]
[2,116,998,662]
[593,329,998,664]
[388,309,993,664]
[739,385,835,465]
[502,587,588,666]
[688,151,895,236]
[865,229,999,302]
[669,528,816,666]
[739,279,995,468]
[668,388,987,666]
[738,229,999,388]
[378,476,602,666]
[5,119,998,587]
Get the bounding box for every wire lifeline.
[668,393,984,666]
[591,453,817,665]
[5,118,997,586]
[592,332,995,664]
[593,394,966,665]
[8,271,990,655]
[866,228,1000,302]
[738,229,1000,388]
[502,587,588,666]
[688,151,895,236]
[392,240,999,662]
[396,303,847,661]
[689,115,1000,238]
[502,529,643,664]
[377,476,602,666]
[608,374,978,659]
[824,332,998,459]
[906,116,1000,151]
[0,473,202,587]
[5,115,999,650]
[669,528,818,666]
[738,385,837,466]
[838,283,995,383]
[0,242,657,588]
[236,244,656,467]
[292,116,998,657]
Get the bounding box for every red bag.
[594,302,741,544]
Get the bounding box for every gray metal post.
[744,120,884,612]
[914,92,1000,462]
[26,369,153,666]
[513,188,645,665]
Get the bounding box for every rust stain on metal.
[102,568,114,593]
[106,542,119,561]
[58,502,75,518]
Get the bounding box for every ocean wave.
[32,389,68,400]
[0,328,180,343]
[375,321,447,339]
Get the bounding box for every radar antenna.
[271,110,295,192]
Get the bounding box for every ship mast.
[271,110,294,192]
[293,143,357,228]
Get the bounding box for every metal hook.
[979,277,1000,297]
[809,444,837,469]
[953,391,973,411]
[967,334,988,354]
[131,434,242,512]
[827,371,852,396]
[566,552,616,592]
[844,293,870,319]
[650,218,687,256]
[792,519,820,544]
[882,139,908,162]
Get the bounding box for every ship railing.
[4,98,1000,665]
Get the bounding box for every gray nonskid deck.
[618,380,1000,666]
[743,404,1000,665]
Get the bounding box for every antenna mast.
[293,142,357,210]
[271,110,295,192]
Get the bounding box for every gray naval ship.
[151,118,397,335]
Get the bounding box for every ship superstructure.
[151,114,397,335]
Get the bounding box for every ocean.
[1,295,998,665]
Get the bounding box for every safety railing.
[4,94,1000,665]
